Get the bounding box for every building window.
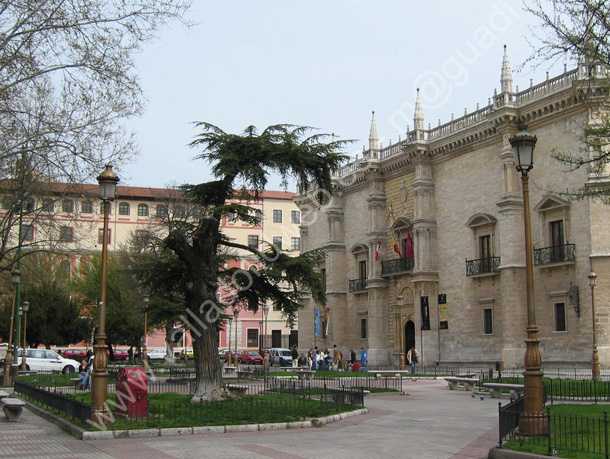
[21,225,34,241]
[246,329,258,348]
[42,199,54,212]
[254,210,262,225]
[138,204,149,216]
[273,209,282,223]
[483,308,493,335]
[156,205,167,218]
[359,260,367,280]
[175,206,185,218]
[550,220,565,261]
[23,199,35,212]
[291,210,300,224]
[98,228,111,245]
[272,236,282,250]
[360,318,367,339]
[554,302,567,332]
[2,197,12,209]
[99,203,112,214]
[248,235,259,249]
[192,207,202,219]
[119,202,130,216]
[226,211,237,223]
[81,201,93,214]
[62,200,74,213]
[59,226,74,242]
[291,237,301,251]
[135,230,150,246]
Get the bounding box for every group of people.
[77,350,94,390]
[295,344,367,372]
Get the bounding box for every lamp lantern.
[509,125,537,175]
[97,165,119,200]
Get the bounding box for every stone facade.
[295,50,610,370]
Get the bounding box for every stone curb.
[488,448,549,459]
[25,399,368,441]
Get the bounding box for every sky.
[119,0,563,191]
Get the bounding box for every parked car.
[15,348,80,374]
[268,348,292,366]
[237,351,263,365]
[218,348,229,360]
[108,349,129,361]
[62,349,88,360]
[147,349,167,360]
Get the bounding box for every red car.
[108,349,129,361]
[62,349,88,360]
[238,351,263,365]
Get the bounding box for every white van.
[268,348,292,366]
[15,348,80,374]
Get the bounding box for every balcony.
[381,257,414,275]
[534,243,575,266]
[466,256,500,276]
[348,278,367,292]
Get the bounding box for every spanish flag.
[392,235,402,257]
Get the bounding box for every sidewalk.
[0,379,500,458]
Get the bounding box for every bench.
[70,377,84,389]
[226,384,249,394]
[1,397,26,422]
[328,388,369,405]
[295,369,316,380]
[223,366,237,377]
[483,382,525,399]
[444,377,478,391]
[237,370,252,380]
[0,390,9,399]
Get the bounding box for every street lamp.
[234,309,240,369]
[509,124,545,435]
[588,270,601,380]
[3,268,21,386]
[263,304,269,350]
[142,296,149,371]
[92,164,119,426]
[20,301,30,371]
[397,296,405,369]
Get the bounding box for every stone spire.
[414,88,424,131]
[501,44,513,93]
[369,111,379,151]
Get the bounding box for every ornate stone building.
[295,48,610,370]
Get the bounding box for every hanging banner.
[314,308,320,336]
[438,294,448,329]
[421,296,430,330]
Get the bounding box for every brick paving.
[0,379,500,458]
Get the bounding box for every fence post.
[546,405,552,456]
[498,402,503,448]
[604,410,608,459]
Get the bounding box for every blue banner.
[314,308,320,336]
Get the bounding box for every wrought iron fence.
[534,243,575,265]
[465,256,500,276]
[14,381,91,423]
[381,257,414,275]
[348,278,367,292]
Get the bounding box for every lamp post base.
[399,351,405,370]
[592,346,601,380]
[91,338,110,427]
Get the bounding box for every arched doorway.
[404,320,415,357]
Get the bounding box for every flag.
[375,239,383,261]
[392,235,402,257]
[406,231,414,259]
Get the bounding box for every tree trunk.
[164,320,175,365]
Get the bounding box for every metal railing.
[381,257,414,275]
[14,380,91,423]
[348,278,367,292]
[465,257,500,276]
[534,243,575,265]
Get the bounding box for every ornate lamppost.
[398,296,405,369]
[233,309,240,369]
[588,270,601,380]
[92,165,119,426]
[509,124,545,435]
[3,268,21,386]
[263,304,269,350]
[142,296,149,371]
[20,301,30,371]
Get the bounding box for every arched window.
[119,202,130,216]
[138,204,149,217]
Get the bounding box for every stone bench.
[444,377,478,391]
[226,384,249,394]
[236,370,252,380]
[1,397,26,422]
[70,377,84,389]
[0,390,9,399]
[223,366,237,377]
[328,387,369,405]
[295,369,316,380]
[483,382,525,399]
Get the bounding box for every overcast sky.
[119,0,562,191]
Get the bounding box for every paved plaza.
[0,379,500,458]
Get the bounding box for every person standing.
[312,346,319,370]
[407,346,419,374]
[291,345,299,367]
[350,349,356,365]
[360,347,367,371]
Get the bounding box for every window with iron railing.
[534,243,575,265]
[465,256,500,276]
[381,257,414,275]
[349,278,367,292]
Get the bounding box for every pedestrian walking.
[291,345,299,367]
[407,346,419,374]
[360,347,367,371]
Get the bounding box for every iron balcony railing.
[465,256,500,276]
[348,278,367,292]
[534,243,575,265]
[381,257,414,275]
